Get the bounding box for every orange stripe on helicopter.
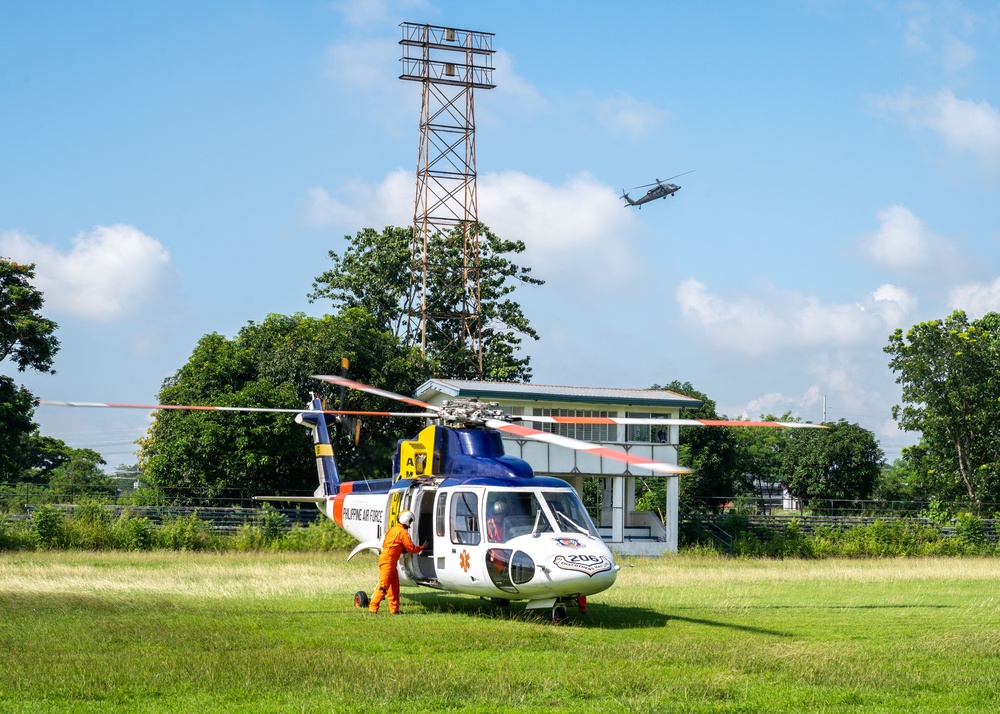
[495,423,541,438]
[338,482,356,494]
[332,493,346,526]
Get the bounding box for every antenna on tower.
[399,22,495,379]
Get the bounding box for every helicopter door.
[412,488,437,581]
[440,489,485,589]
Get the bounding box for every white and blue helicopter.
[43,370,823,623]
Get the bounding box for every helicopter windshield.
[485,491,553,543]
[542,490,600,538]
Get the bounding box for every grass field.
[1,552,999,713]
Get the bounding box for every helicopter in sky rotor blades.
[621,170,695,208]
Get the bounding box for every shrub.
[111,511,156,551]
[769,519,815,558]
[0,514,35,551]
[259,505,288,544]
[59,501,115,550]
[280,519,358,551]
[157,514,219,551]
[118,487,167,507]
[954,513,986,548]
[31,505,65,548]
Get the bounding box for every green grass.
[1,552,999,712]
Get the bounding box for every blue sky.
[3,1,999,467]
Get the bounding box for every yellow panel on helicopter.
[388,490,402,527]
[397,425,438,480]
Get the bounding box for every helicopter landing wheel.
[490,598,510,608]
[354,590,370,609]
[552,604,567,625]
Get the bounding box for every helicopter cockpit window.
[486,491,553,542]
[543,490,600,538]
[450,491,481,545]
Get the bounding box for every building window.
[626,412,673,444]
[627,411,652,443]
[533,408,619,443]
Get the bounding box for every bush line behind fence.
[0,503,354,553]
[681,512,1000,557]
[2,501,999,556]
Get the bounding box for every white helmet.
[398,510,414,526]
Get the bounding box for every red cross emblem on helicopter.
[459,550,470,572]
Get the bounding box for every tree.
[310,224,543,381]
[1,258,60,482]
[885,311,1000,505]
[0,377,36,481]
[1,259,59,374]
[19,432,78,484]
[47,449,113,496]
[637,382,747,513]
[137,310,425,498]
[308,226,412,338]
[779,420,883,508]
[736,416,794,504]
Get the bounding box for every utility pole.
[399,22,495,378]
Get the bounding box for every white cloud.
[325,38,399,92]
[873,89,1000,168]
[0,225,175,322]
[303,170,412,229]
[329,0,430,28]
[304,186,367,228]
[860,205,966,279]
[674,279,915,356]
[949,278,1000,317]
[330,0,389,26]
[904,16,930,52]
[492,51,548,117]
[738,385,823,420]
[864,284,918,329]
[479,171,642,288]
[596,94,669,135]
[942,36,975,72]
[899,3,981,70]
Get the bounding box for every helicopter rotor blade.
[514,415,827,428]
[630,170,695,190]
[312,375,439,411]
[37,400,436,418]
[661,169,695,182]
[485,419,691,474]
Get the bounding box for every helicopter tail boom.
[295,396,342,498]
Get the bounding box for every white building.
[414,379,702,556]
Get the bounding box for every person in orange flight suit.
[369,510,426,614]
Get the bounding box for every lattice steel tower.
[399,22,495,378]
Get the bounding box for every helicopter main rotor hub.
[437,398,509,426]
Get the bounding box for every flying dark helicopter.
[621,171,694,208]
